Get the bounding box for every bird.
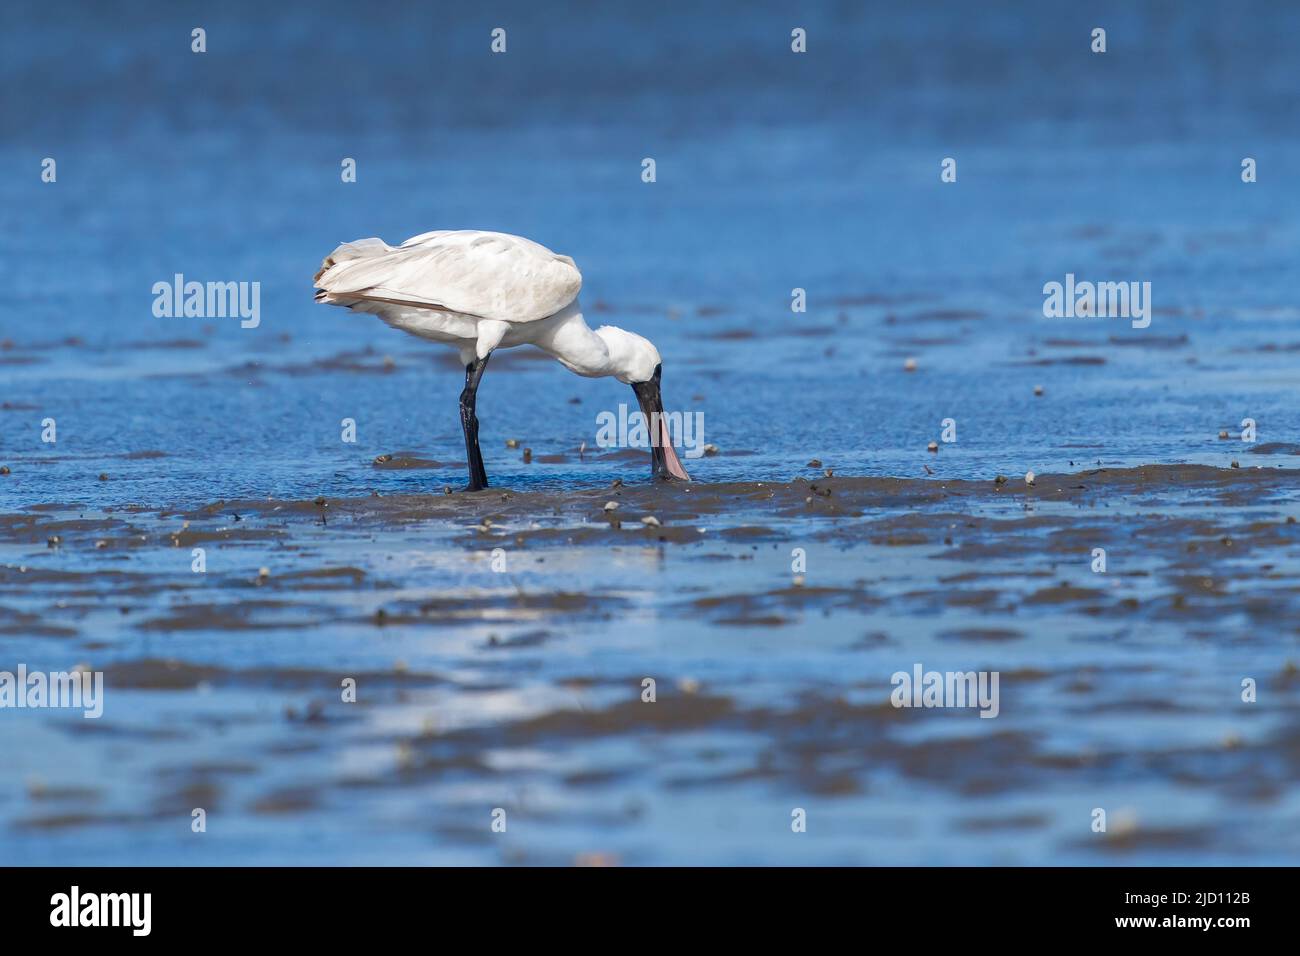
[313,230,691,491]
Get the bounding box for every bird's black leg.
[459,353,492,491]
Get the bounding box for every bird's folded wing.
[314,231,582,323]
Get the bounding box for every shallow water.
[2,1,1299,865]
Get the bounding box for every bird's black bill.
[630,364,691,481]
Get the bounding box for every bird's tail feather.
[313,238,392,290]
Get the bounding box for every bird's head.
[596,325,662,385]
[597,326,691,482]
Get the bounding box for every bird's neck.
[536,305,616,378]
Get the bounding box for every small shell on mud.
[1033,384,1044,396]
[792,575,805,588]
[1218,430,1229,440]
[903,357,917,372]
[603,501,619,512]
[394,740,412,768]
[703,443,719,456]
[258,567,270,578]
[1025,471,1036,486]
[927,441,938,452]
[505,438,518,448]
[994,474,1008,485]
[641,515,661,527]
[1107,809,1139,839]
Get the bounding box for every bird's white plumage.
[314,228,664,383]
[314,230,581,324]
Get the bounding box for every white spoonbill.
[313,230,691,491]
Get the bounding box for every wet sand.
[3,464,1298,864]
